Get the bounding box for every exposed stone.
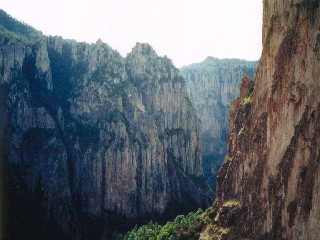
[215,1,320,239]
[200,200,244,240]
[0,14,211,238]
[181,58,257,190]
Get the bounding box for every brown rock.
[215,1,320,239]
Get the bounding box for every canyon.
[2,0,320,238]
[126,1,320,239]
[0,10,211,238]
[202,0,320,239]
[181,58,257,190]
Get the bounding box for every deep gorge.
[1,0,320,239]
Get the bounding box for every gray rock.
[181,57,257,190]
[1,29,211,238]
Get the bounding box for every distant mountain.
[181,57,258,191]
[0,10,211,239]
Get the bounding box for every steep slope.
[213,0,320,239]
[0,11,211,239]
[181,58,257,190]
[0,9,42,44]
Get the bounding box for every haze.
[0,0,262,67]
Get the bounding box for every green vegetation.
[121,200,254,240]
[0,10,42,44]
[241,91,254,107]
[238,127,246,136]
[121,208,213,240]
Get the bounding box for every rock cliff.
[181,58,257,190]
[214,0,320,239]
[0,10,211,239]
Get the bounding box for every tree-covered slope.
[0,9,42,44]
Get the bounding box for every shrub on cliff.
[121,208,210,240]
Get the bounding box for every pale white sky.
[0,0,262,67]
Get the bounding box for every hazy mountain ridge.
[181,57,258,190]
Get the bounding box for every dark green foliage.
[121,208,208,240]
[0,9,42,44]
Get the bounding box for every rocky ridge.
[0,10,211,238]
[209,0,320,239]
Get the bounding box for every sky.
[0,0,263,67]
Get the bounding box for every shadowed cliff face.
[181,58,257,191]
[215,0,320,239]
[0,13,212,237]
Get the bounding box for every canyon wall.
[215,0,320,239]
[181,58,257,190]
[0,10,211,238]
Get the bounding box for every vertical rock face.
[216,0,320,239]
[0,11,211,238]
[126,44,203,177]
[181,58,257,189]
